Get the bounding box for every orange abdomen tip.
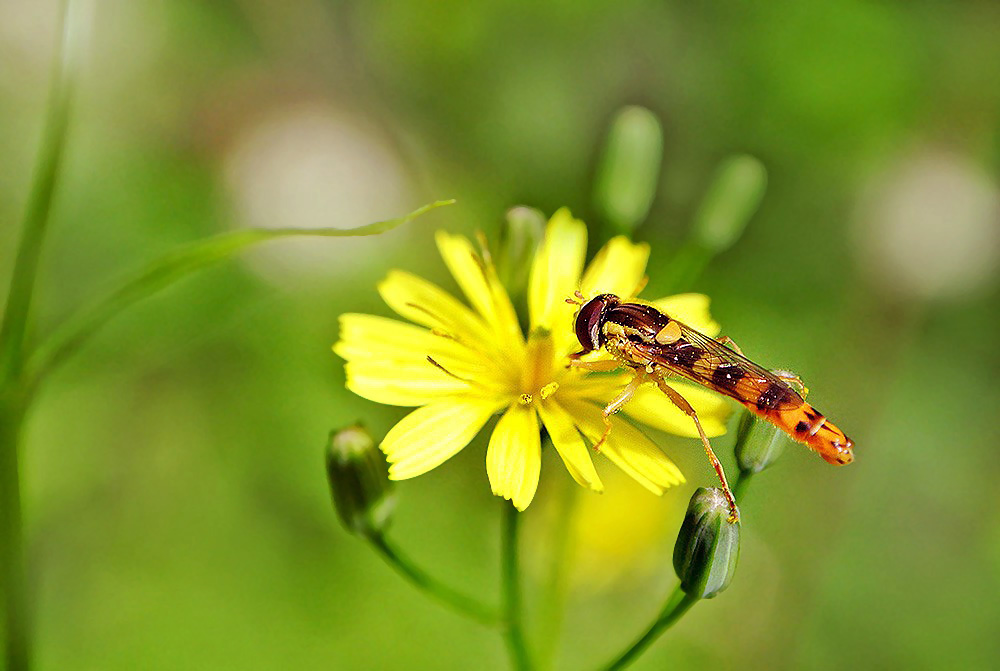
[772,404,855,466]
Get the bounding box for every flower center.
[514,332,562,405]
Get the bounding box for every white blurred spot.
[855,150,1000,302]
[0,0,59,78]
[222,103,413,285]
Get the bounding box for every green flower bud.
[734,410,786,475]
[691,154,767,254]
[497,206,545,300]
[594,106,664,235]
[673,487,741,599]
[325,425,395,538]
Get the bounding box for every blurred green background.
[2,1,999,669]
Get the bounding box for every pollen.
[539,381,559,399]
[518,393,533,405]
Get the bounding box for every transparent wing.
[633,321,805,412]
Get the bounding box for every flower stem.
[501,503,532,671]
[536,481,578,670]
[733,471,754,502]
[0,3,82,668]
[598,475,755,670]
[368,533,500,627]
[0,0,78,383]
[0,397,29,671]
[601,587,699,671]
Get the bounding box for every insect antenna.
[565,290,587,306]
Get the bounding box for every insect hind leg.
[771,369,808,396]
[654,376,740,522]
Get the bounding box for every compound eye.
[574,296,612,352]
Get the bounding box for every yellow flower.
[333,208,729,510]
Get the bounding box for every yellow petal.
[382,400,501,479]
[537,399,602,492]
[377,270,494,346]
[622,382,731,438]
[649,293,720,336]
[335,313,486,374]
[486,405,542,511]
[344,360,475,407]
[528,208,587,333]
[560,398,684,495]
[580,236,650,299]
[435,232,525,365]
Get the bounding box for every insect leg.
[716,335,744,356]
[567,358,621,372]
[653,376,740,522]
[771,369,808,396]
[592,370,646,452]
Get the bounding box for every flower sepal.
[326,424,396,538]
[673,487,741,599]
[734,410,786,475]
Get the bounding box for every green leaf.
[24,200,454,385]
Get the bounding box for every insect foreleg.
[654,376,740,522]
[568,358,621,372]
[592,369,646,452]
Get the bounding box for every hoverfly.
[568,292,853,520]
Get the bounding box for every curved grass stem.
[368,533,500,627]
[0,2,84,668]
[24,200,454,387]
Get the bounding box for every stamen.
[539,382,559,399]
[406,302,449,327]
[518,393,533,405]
[426,356,470,382]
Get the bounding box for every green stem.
[368,533,500,627]
[733,472,754,502]
[602,587,699,671]
[598,476,756,671]
[536,480,577,670]
[0,3,81,669]
[0,396,29,671]
[501,503,531,671]
[0,0,78,383]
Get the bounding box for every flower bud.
[734,410,786,475]
[325,424,395,537]
[594,106,664,235]
[673,487,741,599]
[497,206,545,300]
[691,154,767,254]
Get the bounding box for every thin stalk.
[23,200,454,387]
[0,0,78,382]
[598,474,756,671]
[0,397,29,671]
[501,503,531,671]
[536,480,578,670]
[601,587,699,671]
[733,472,754,502]
[0,3,82,669]
[368,533,500,627]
